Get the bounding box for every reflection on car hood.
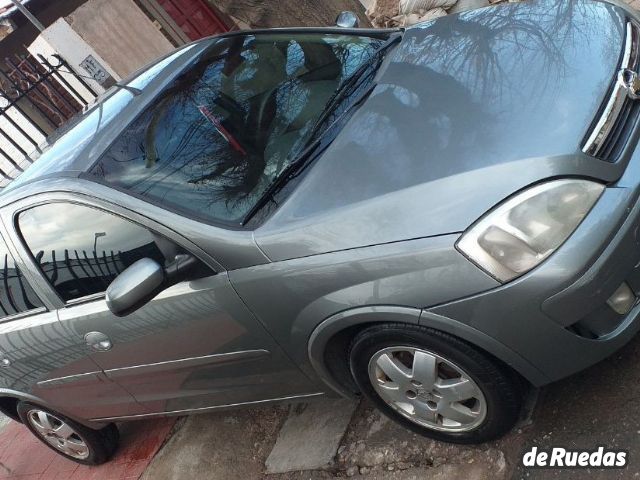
[256,0,627,262]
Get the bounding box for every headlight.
[457,179,605,282]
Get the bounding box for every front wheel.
[17,402,119,465]
[348,324,522,444]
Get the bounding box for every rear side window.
[0,234,43,318]
[18,202,165,303]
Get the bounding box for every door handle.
[85,332,113,352]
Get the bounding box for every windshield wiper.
[241,136,326,226]
[304,33,402,144]
[241,33,402,226]
[241,82,384,226]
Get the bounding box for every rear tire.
[348,323,522,444]
[101,422,120,457]
[17,402,119,465]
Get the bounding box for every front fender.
[305,305,550,398]
[419,311,549,386]
[307,305,422,397]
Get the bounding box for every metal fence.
[0,53,99,184]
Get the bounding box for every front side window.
[88,33,386,224]
[18,203,165,303]
[0,235,43,318]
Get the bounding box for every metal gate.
[0,53,98,185]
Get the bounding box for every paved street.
[513,331,640,480]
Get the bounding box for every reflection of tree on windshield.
[91,33,384,223]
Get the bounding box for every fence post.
[0,51,100,185]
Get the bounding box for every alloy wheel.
[368,346,487,432]
[26,409,90,459]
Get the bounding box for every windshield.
[87,32,389,225]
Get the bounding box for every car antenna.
[113,82,143,96]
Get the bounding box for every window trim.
[64,292,107,308]
[5,192,224,309]
[0,306,48,325]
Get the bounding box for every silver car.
[0,0,637,464]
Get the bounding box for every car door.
[0,222,141,421]
[11,195,316,420]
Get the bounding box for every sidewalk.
[0,416,175,479]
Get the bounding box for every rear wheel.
[17,402,119,465]
[348,324,522,443]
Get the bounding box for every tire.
[101,422,120,457]
[348,324,522,444]
[17,402,119,465]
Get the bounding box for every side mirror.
[106,254,199,317]
[106,258,165,317]
[335,11,359,28]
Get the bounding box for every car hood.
[255,0,627,262]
